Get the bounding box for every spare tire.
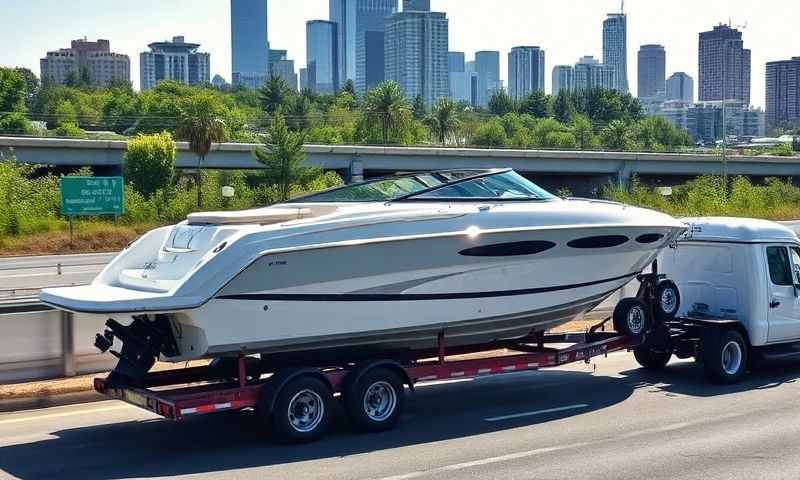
[613,298,653,338]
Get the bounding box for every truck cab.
[648,217,800,382]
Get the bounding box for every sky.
[1,0,798,108]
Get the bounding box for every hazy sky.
[1,0,798,107]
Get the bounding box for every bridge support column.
[617,162,633,189]
[61,311,76,377]
[348,155,364,184]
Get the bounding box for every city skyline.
[1,0,798,107]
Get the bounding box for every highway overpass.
[2,136,800,195]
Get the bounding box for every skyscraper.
[552,65,574,96]
[231,0,270,89]
[602,10,628,93]
[40,38,130,87]
[330,0,398,94]
[574,56,615,91]
[637,44,666,99]
[306,20,338,94]
[448,52,470,102]
[384,9,449,105]
[465,60,478,106]
[140,36,210,91]
[475,51,500,108]
[698,24,751,105]
[666,72,694,103]
[403,0,430,10]
[508,46,545,100]
[766,57,800,129]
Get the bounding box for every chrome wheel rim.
[363,381,397,422]
[287,389,324,433]
[660,288,677,314]
[721,341,743,376]
[627,305,647,335]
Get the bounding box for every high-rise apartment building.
[574,56,615,91]
[402,0,430,10]
[552,65,575,96]
[766,57,800,129]
[475,51,500,108]
[698,24,751,105]
[384,9,449,105]
[40,38,130,87]
[602,12,628,93]
[330,0,398,94]
[140,36,210,91]
[637,44,665,99]
[508,46,545,100]
[448,52,470,103]
[231,0,270,89]
[306,20,338,94]
[666,72,694,103]
[465,61,478,106]
[269,49,298,90]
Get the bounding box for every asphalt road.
[2,353,800,480]
[0,253,116,298]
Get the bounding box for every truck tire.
[633,346,672,370]
[703,329,748,384]
[613,298,652,338]
[344,367,405,433]
[654,281,680,322]
[268,376,333,443]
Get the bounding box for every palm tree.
[254,112,316,202]
[176,92,227,208]
[363,81,411,145]
[259,74,290,115]
[425,98,462,145]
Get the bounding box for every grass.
[0,222,154,256]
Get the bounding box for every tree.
[0,112,34,135]
[571,114,596,150]
[362,81,411,145]
[54,100,78,127]
[124,132,177,199]
[518,91,551,118]
[425,98,462,145]
[600,120,632,151]
[553,91,575,123]
[0,68,26,113]
[176,92,228,207]
[473,119,507,147]
[259,75,291,114]
[341,79,356,98]
[254,112,317,202]
[412,95,426,119]
[488,91,515,116]
[285,95,312,131]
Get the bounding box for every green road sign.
[61,177,124,216]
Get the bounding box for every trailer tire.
[703,329,748,384]
[344,367,405,433]
[633,346,672,370]
[654,281,681,321]
[613,298,652,338]
[268,376,333,443]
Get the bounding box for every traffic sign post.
[60,177,125,244]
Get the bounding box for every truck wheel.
[654,281,680,321]
[703,329,748,384]
[633,346,672,370]
[613,298,652,338]
[269,376,332,443]
[344,368,405,433]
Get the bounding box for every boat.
[40,169,687,383]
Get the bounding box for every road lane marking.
[484,403,589,422]
[0,405,133,426]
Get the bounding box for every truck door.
[766,246,800,343]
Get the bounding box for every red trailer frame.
[95,328,632,422]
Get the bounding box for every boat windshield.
[291,170,556,203]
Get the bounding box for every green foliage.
[259,75,291,114]
[425,98,462,145]
[254,112,317,202]
[362,81,412,145]
[473,119,508,147]
[0,112,34,135]
[0,68,26,113]
[0,158,60,236]
[488,91,516,116]
[518,91,551,118]
[54,122,87,138]
[600,120,633,151]
[124,132,177,199]
[571,114,597,150]
[765,143,794,157]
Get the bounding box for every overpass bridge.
[2,136,799,195]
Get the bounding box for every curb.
[0,390,106,413]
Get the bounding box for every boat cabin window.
[411,171,556,201]
[295,175,445,202]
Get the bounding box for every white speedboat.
[41,169,686,382]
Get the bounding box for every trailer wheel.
[633,346,672,370]
[613,298,652,338]
[703,329,748,384]
[269,376,332,443]
[654,281,681,321]
[344,368,405,433]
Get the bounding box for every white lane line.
[0,405,132,426]
[372,441,591,480]
[484,403,589,422]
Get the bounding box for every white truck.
[630,217,800,383]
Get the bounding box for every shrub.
[473,119,507,147]
[54,122,87,138]
[0,112,34,135]
[123,132,176,199]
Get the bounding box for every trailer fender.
[343,360,415,394]
[258,368,334,418]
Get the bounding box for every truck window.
[767,246,793,286]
